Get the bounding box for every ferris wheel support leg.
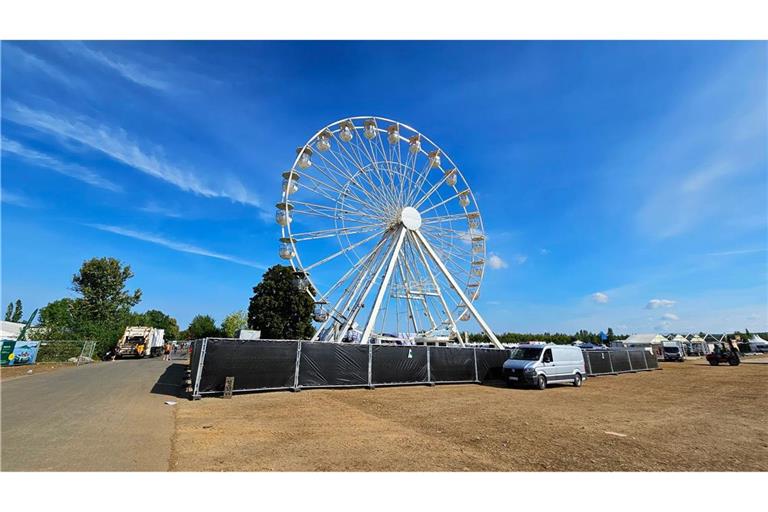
[408,231,462,345]
[360,227,407,345]
[413,230,503,350]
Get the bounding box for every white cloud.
[69,42,169,91]
[2,137,121,192]
[706,248,766,257]
[4,44,77,88]
[138,202,184,219]
[87,224,266,269]
[514,255,528,265]
[539,248,550,255]
[1,189,38,208]
[4,102,262,207]
[661,313,679,321]
[591,292,609,304]
[488,254,508,270]
[646,299,677,309]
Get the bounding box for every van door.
[541,348,555,379]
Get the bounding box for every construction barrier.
[190,340,659,398]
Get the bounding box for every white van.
[502,343,586,390]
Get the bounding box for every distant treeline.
[469,329,628,345]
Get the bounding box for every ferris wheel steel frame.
[277,116,502,349]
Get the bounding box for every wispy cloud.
[4,102,262,207]
[706,248,766,257]
[2,136,121,192]
[591,292,609,304]
[87,224,266,269]
[646,299,676,309]
[514,254,528,265]
[661,312,679,321]
[488,253,508,269]
[68,42,169,91]
[3,44,78,88]
[539,248,550,255]
[138,202,184,219]
[1,189,38,208]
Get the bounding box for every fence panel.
[475,348,510,381]
[429,346,476,382]
[298,342,369,387]
[371,345,428,385]
[611,351,631,372]
[587,351,612,374]
[197,339,297,393]
[628,350,647,370]
[644,350,659,369]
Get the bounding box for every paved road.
[1,357,187,471]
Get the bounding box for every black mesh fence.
[190,340,660,397]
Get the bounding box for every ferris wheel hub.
[399,206,422,231]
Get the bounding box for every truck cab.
[502,343,586,390]
[115,327,165,358]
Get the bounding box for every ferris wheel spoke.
[419,188,471,216]
[331,138,398,211]
[291,223,384,242]
[314,148,392,212]
[299,170,382,215]
[304,229,389,272]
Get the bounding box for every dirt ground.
[0,361,81,381]
[171,355,768,471]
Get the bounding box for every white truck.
[115,326,165,358]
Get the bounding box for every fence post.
[426,345,432,385]
[292,340,302,391]
[192,338,208,399]
[608,350,616,375]
[628,350,634,372]
[367,343,373,389]
[473,347,479,383]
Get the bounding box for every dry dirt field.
[171,355,768,471]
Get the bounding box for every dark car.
[706,347,740,366]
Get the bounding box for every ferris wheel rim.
[280,116,487,300]
[281,116,488,334]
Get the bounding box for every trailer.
[115,326,165,358]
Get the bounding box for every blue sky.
[1,41,766,334]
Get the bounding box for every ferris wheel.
[276,116,502,349]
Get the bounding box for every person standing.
[163,342,172,361]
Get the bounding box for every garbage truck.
[115,326,165,358]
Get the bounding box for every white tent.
[1,321,25,340]
[748,335,768,353]
[613,333,666,356]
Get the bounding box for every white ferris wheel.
[276,116,502,349]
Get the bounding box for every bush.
[36,340,87,362]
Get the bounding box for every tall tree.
[186,315,221,339]
[248,265,314,340]
[72,257,141,321]
[4,302,13,321]
[11,299,23,322]
[132,309,181,340]
[606,327,615,343]
[221,310,248,338]
[37,298,78,340]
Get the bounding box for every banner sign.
[0,339,40,366]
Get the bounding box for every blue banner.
[0,339,40,366]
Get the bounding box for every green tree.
[187,315,221,339]
[606,327,615,343]
[221,310,248,338]
[37,298,78,340]
[4,302,13,321]
[72,257,141,323]
[132,309,181,340]
[248,265,314,339]
[11,299,23,322]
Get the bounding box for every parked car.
[661,341,686,362]
[502,343,586,390]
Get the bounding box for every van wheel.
[536,375,547,390]
[573,373,582,387]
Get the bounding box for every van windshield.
[663,346,680,353]
[510,347,543,360]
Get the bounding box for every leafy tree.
[72,257,141,323]
[248,265,314,340]
[11,299,23,322]
[187,314,221,339]
[606,327,615,343]
[37,298,78,340]
[4,302,13,321]
[131,309,181,340]
[221,310,248,338]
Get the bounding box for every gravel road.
[1,357,186,471]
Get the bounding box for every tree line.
[16,257,765,357]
